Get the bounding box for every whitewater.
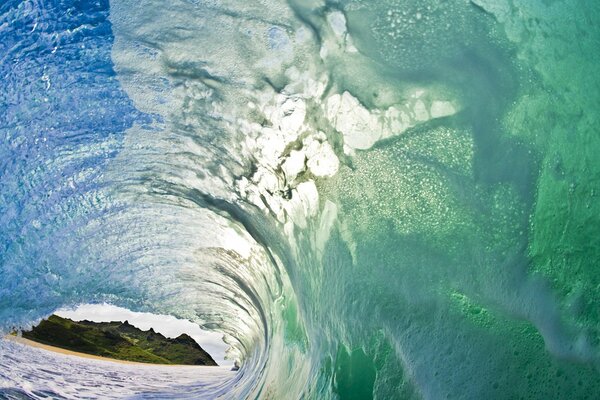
[1,0,600,399]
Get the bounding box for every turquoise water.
[1,0,600,398]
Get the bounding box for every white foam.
[0,339,237,398]
[327,11,348,38]
[307,141,339,177]
[430,100,456,118]
[230,67,342,231]
[326,92,382,150]
[325,90,459,151]
[267,96,307,135]
[413,100,430,121]
[281,150,307,182]
[283,181,319,229]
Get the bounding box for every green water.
[3,0,599,398]
[283,0,600,398]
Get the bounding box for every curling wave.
[2,0,600,399]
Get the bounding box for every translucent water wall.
[1,0,600,398]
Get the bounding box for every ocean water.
[1,0,600,399]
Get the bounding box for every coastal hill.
[20,314,218,366]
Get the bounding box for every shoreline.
[3,335,209,367]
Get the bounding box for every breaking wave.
[1,0,600,398]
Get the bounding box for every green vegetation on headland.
[19,315,218,366]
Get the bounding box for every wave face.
[2,0,600,398]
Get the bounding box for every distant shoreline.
[4,335,205,367]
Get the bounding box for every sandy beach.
[3,335,190,366]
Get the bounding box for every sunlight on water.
[1,0,599,398]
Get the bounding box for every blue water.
[2,0,600,399]
[1,0,149,323]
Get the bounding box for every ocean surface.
[1,0,600,399]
